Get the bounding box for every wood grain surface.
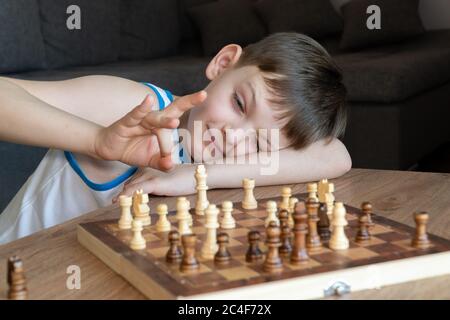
[1,168,449,299]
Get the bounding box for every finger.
[154,128,175,161]
[141,112,180,130]
[122,180,155,198]
[121,95,155,127]
[147,150,174,172]
[163,90,207,118]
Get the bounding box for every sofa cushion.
[0,0,46,73]
[9,55,211,96]
[179,0,217,41]
[334,30,450,103]
[120,0,180,61]
[340,0,425,51]
[188,0,266,56]
[254,0,343,39]
[38,0,120,69]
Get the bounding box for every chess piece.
[279,210,292,256]
[291,202,309,264]
[306,198,322,251]
[155,203,171,232]
[180,234,200,272]
[242,178,257,209]
[220,201,235,229]
[246,231,263,262]
[307,183,318,202]
[118,195,133,230]
[7,256,28,300]
[317,203,331,241]
[288,197,299,228]
[361,201,374,227]
[317,179,329,204]
[176,197,191,235]
[214,233,231,265]
[195,165,209,215]
[265,200,279,227]
[132,189,151,226]
[355,214,371,243]
[412,212,431,249]
[166,231,182,263]
[263,221,283,273]
[325,183,335,217]
[201,204,220,259]
[130,219,146,250]
[279,187,291,211]
[329,202,349,250]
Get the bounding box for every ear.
[205,44,243,80]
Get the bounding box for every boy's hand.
[94,91,206,170]
[112,165,198,202]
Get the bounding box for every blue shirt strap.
[64,151,138,192]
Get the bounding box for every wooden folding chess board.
[77,193,450,299]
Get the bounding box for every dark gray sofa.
[1,0,450,212]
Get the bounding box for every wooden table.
[1,168,450,300]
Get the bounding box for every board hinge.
[323,281,351,297]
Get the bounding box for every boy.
[0,33,351,244]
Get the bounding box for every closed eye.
[233,92,245,114]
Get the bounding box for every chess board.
[77,193,450,300]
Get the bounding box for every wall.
[330,0,450,30]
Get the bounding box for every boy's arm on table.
[119,138,351,198]
[207,138,352,189]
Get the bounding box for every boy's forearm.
[206,139,352,189]
[0,78,101,158]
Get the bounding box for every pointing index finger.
[163,90,207,118]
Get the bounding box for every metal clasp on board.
[324,281,351,297]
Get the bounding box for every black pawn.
[263,221,283,273]
[317,203,331,241]
[215,233,231,265]
[355,215,371,243]
[180,234,200,273]
[166,230,182,263]
[279,209,292,256]
[246,231,263,262]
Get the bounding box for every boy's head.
[185,32,347,161]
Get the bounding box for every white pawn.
[279,187,291,211]
[265,200,279,227]
[118,195,133,230]
[130,220,146,250]
[288,197,299,229]
[325,183,335,217]
[220,201,235,229]
[195,165,209,215]
[201,204,220,259]
[176,197,191,235]
[318,179,329,204]
[329,202,349,250]
[242,178,257,209]
[307,183,318,202]
[155,203,171,232]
